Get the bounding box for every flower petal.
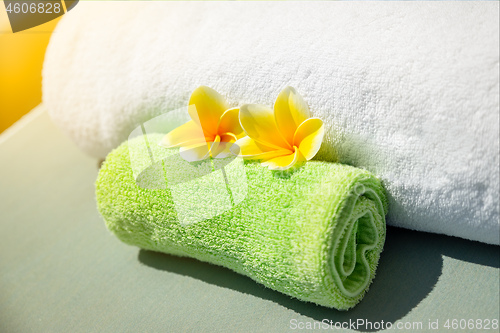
[239,104,291,150]
[179,143,211,162]
[159,120,207,148]
[208,135,221,158]
[188,86,230,136]
[211,142,234,159]
[231,136,292,160]
[220,133,238,143]
[274,87,311,144]
[217,107,243,138]
[261,148,306,171]
[293,117,324,160]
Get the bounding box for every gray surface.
[1,107,499,333]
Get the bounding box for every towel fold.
[43,2,499,245]
[96,133,388,309]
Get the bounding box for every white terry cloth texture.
[42,2,499,245]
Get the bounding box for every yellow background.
[0,2,60,133]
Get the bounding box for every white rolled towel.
[42,2,499,245]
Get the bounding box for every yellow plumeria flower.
[160,86,244,162]
[231,87,324,171]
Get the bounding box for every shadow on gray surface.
[138,226,499,332]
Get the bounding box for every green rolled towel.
[96,134,388,310]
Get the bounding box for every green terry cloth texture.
[96,134,388,310]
